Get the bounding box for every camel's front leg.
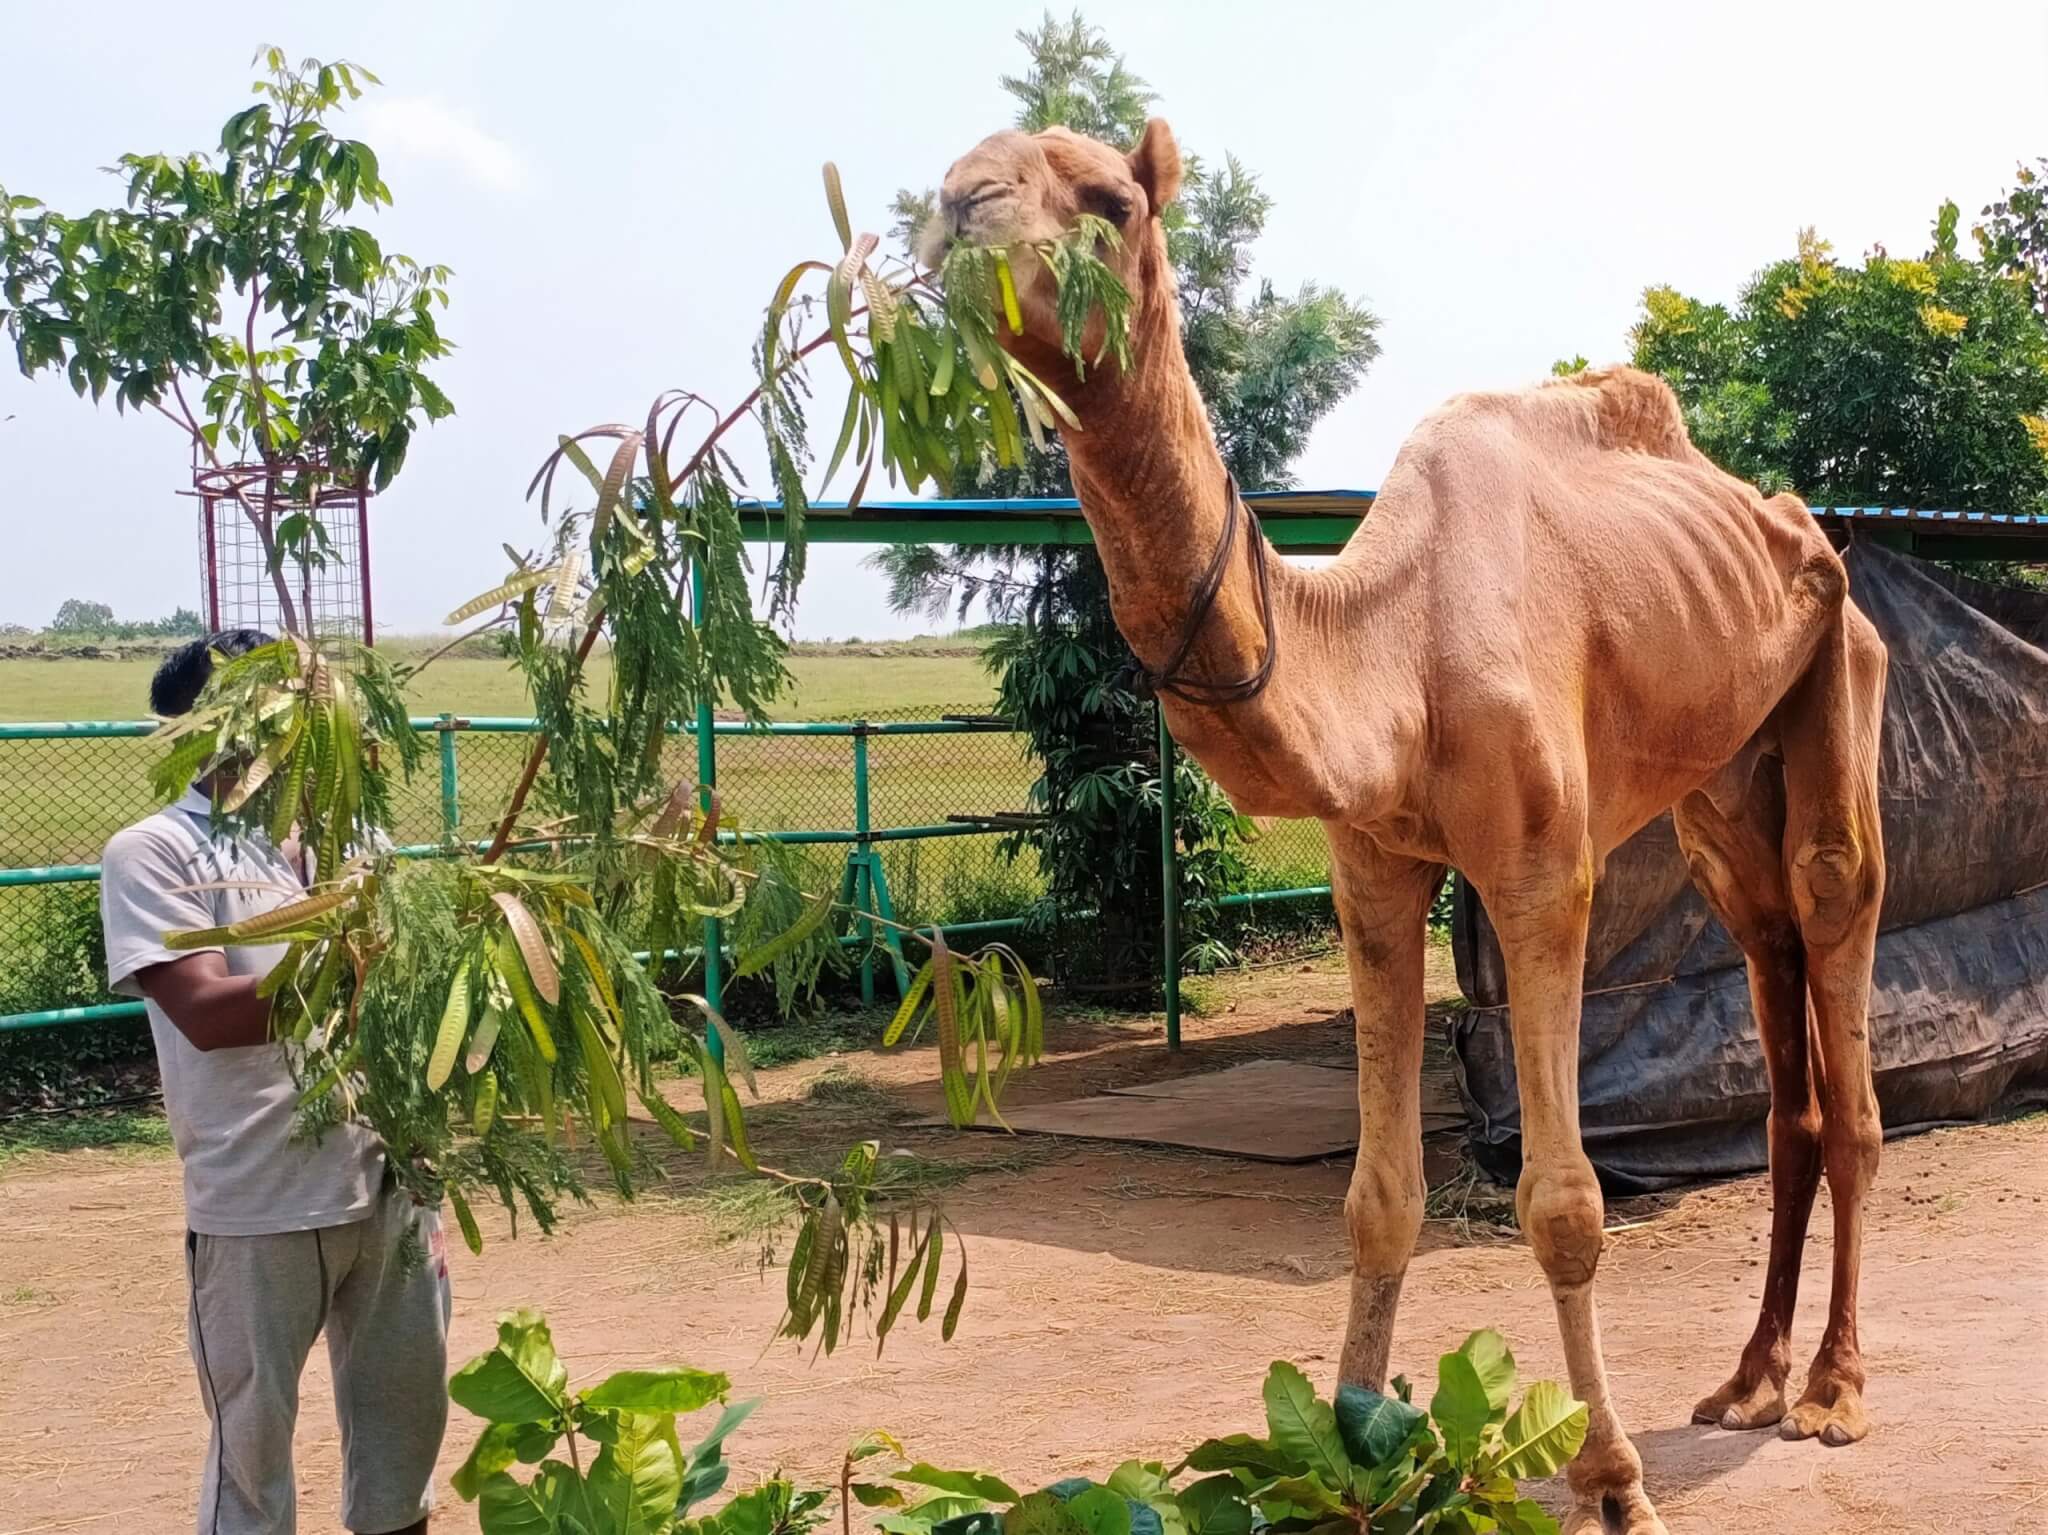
[1490,845,1667,1535]
[1326,830,1443,1390]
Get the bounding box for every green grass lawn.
[0,648,997,724]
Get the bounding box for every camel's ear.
[1129,117,1182,214]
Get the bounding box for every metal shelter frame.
[727,489,2048,1047]
[4,491,2042,1049]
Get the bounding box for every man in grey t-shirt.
[102,632,448,1535]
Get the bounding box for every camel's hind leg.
[1675,763,1823,1431]
[1778,604,1888,1446]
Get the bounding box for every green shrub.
[451,1315,1584,1535]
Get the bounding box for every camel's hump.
[1556,366,1696,462]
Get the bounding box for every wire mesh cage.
[191,461,373,644]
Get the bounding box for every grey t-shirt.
[101,788,383,1236]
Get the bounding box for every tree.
[1630,211,2048,526]
[872,12,1381,987]
[1977,158,2046,318]
[49,598,115,633]
[1,48,454,633]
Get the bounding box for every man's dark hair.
[149,628,275,716]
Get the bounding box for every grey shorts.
[185,1187,451,1535]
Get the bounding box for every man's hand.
[133,953,276,1052]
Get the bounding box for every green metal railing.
[0,710,1337,1038]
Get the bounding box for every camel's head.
[923,119,1183,366]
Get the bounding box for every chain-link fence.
[0,704,1336,1030]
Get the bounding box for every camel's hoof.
[1691,1370,1787,1431]
[1778,1384,1870,1447]
[1563,1485,1669,1535]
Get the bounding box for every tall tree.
[1630,208,2048,523]
[874,13,1381,987]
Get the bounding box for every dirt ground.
[3,952,2044,1535]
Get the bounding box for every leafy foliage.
[1629,214,2048,522]
[451,1316,1584,1535]
[1977,158,2047,319]
[96,87,1137,1347]
[863,1344,1574,1535]
[873,13,1380,985]
[0,48,454,632]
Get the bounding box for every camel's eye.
[1079,183,1133,225]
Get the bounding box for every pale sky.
[3,0,2043,641]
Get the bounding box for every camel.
[927,120,1888,1534]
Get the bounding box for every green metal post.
[691,558,724,1062]
[1157,701,1181,1051]
[853,724,875,1008]
[437,713,460,839]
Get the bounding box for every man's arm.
[131,953,276,1052]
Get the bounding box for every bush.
[450,1314,1586,1535]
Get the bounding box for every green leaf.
[449,1309,571,1424]
[1065,1487,1132,1535]
[1005,1491,1089,1535]
[1430,1351,1492,1468]
[1262,1361,1350,1487]
[1334,1384,1427,1470]
[1178,1435,1306,1479]
[1458,1330,1517,1420]
[736,885,835,978]
[581,1366,729,1415]
[1494,1381,1589,1482]
[476,1463,575,1535]
[1492,1496,1563,1535]
[898,1466,1021,1504]
[451,1421,524,1501]
[585,1410,684,1535]
[1174,1478,1252,1535]
[1259,1476,1345,1516]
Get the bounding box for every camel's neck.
[1057,267,1420,821]
[1061,282,1269,688]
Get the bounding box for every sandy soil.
[2,953,2043,1535]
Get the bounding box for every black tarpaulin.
[1450,546,2048,1190]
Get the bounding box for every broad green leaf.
[1494,1381,1589,1482]
[451,1421,522,1502]
[1458,1330,1517,1420]
[1259,1476,1345,1516]
[678,1398,757,1514]
[898,1465,1020,1504]
[1174,1478,1252,1535]
[581,1366,729,1415]
[1105,1464,1170,1503]
[585,1410,684,1535]
[450,1309,570,1423]
[1334,1383,1427,1470]
[853,1483,908,1508]
[1492,1496,1563,1535]
[1430,1351,1492,1468]
[1178,1434,1306,1479]
[1065,1487,1133,1535]
[1262,1361,1350,1487]
[1005,1491,1089,1535]
[476,1463,574,1535]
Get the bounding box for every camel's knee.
[1790,831,1878,949]
[1516,1155,1605,1289]
[1345,1156,1423,1276]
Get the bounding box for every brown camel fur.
[929,120,1888,1535]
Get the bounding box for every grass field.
[0,646,999,724]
